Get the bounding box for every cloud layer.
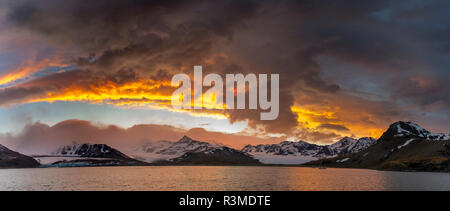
[0,0,449,144]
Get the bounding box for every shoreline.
[2,163,449,173]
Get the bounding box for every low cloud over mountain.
[0,119,281,155]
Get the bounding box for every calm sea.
[0,166,449,191]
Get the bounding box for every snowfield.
[33,156,112,165]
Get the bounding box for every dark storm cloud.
[318,123,350,132]
[5,0,260,69]
[393,76,450,109]
[1,0,450,137]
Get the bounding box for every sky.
[0,0,449,152]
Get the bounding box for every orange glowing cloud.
[28,79,174,104]
[18,72,229,120]
[0,57,68,86]
[291,105,384,142]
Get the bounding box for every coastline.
[2,162,449,173]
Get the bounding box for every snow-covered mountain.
[241,137,377,164]
[132,135,377,165]
[242,140,327,156]
[329,137,377,154]
[387,121,450,140]
[31,143,144,167]
[156,136,223,156]
[130,136,222,162]
[53,143,131,160]
[304,121,450,172]
[131,136,259,164]
[130,122,447,164]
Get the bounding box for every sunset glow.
[0,0,448,148]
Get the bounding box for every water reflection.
[0,166,449,191]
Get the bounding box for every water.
[0,166,449,191]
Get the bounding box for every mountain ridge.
[241,136,377,164]
[0,144,40,168]
[149,136,260,165]
[303,121,450,172]
[53,143,132,160]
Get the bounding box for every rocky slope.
[0,144,40,168]
[304,121,450,172]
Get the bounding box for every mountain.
[304,121,450,172]
[138,140,173,153]
[53,144,132,160]
[34,143,145,167]
[0,144,40,168]
[241,137,377,164]
[134,136,260,165]
[329,137,377,154]
[154,136,223,156]
[129,137,222,162]
[170,147,261,165]
[381,121,449,141]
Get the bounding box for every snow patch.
[336,158,350,163]
[393,122,450,141]
[397,138,415,149]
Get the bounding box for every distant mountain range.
[241,137,376,164]
[31,136,260,167]
[304,121,450,172]
[1,121,449,172]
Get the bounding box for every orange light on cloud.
[291,107,336,129]
[0,58,67,86]
[291,106,384,140]
[24,78,229,120]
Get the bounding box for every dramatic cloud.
[0,69,175,106]
[0,0,449,144]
